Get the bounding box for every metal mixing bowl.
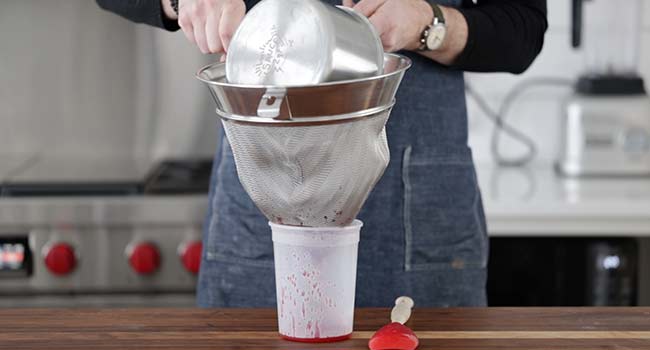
[225,0,384,86]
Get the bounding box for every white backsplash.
[0,1,217,161]
[466,0,650,164]
[0,1,138,158]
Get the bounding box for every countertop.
[476,163,650,235]
[2,308,650,349]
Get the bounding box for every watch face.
[426,24,446,50]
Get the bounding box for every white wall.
[0,1,137,158]
[0,1,218,161]
[132,26,218,161]
[466,0,650,164]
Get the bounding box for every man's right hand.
[164,0,246,54]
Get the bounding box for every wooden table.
[1,308,650,349]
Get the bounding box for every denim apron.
[198,0,488,307]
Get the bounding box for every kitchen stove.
[0,155,210,307]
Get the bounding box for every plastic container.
[270,220,362,342]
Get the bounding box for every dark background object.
[571,0,583,48]
[0,236,32,278]
[0,159,213,197]
[576,76,647,95]
[488,237,638,306]
[143,159,212,195]
[0,182,142,197]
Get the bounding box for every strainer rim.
[196,53,411,89]
[215,100,395,125]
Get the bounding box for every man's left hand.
[342,0,433,52]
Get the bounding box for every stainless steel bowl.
[225,0,384,86]
[198,53,411,125]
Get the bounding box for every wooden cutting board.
[1,308,649,349]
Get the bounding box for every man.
[97,0,547,307]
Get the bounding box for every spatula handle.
[390,296,414,324]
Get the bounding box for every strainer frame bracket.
[257,87,288,119]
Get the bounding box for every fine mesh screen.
[222,110,391,227]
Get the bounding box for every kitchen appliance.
[0,157,211,308]
[0,1,218,307]
[226,0,383,85]
[556,0,650,177]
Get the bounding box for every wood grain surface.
[1,308,649,349]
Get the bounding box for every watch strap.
[170,0,179,15]
[430,2,445,25]
[418,2,446,51]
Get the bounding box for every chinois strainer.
[197,54,410,226]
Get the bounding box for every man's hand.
[342,0,433,52]
[342,0,467,65]
[163,0,246,54]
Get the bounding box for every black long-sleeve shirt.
[96,0,547,74]
[457,0,546,73]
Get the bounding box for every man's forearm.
[416,5,468,66]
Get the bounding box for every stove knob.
[43,243,77,276]
[127,242,161,275]
[179,241,202,275]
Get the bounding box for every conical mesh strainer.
[222,111,389,226]
[197,54,411,226]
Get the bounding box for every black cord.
[465,78,573,167]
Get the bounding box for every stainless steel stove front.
[0,196,207,307]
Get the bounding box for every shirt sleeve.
[453,0,548,74]
[95,0,180,31]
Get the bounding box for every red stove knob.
[127,242,160,275]
[179,241,202,275]
[43,243,77,276]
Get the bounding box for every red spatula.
[368,296,419,350]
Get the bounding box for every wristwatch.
[170,0,179,15]
[418,2,447,51]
